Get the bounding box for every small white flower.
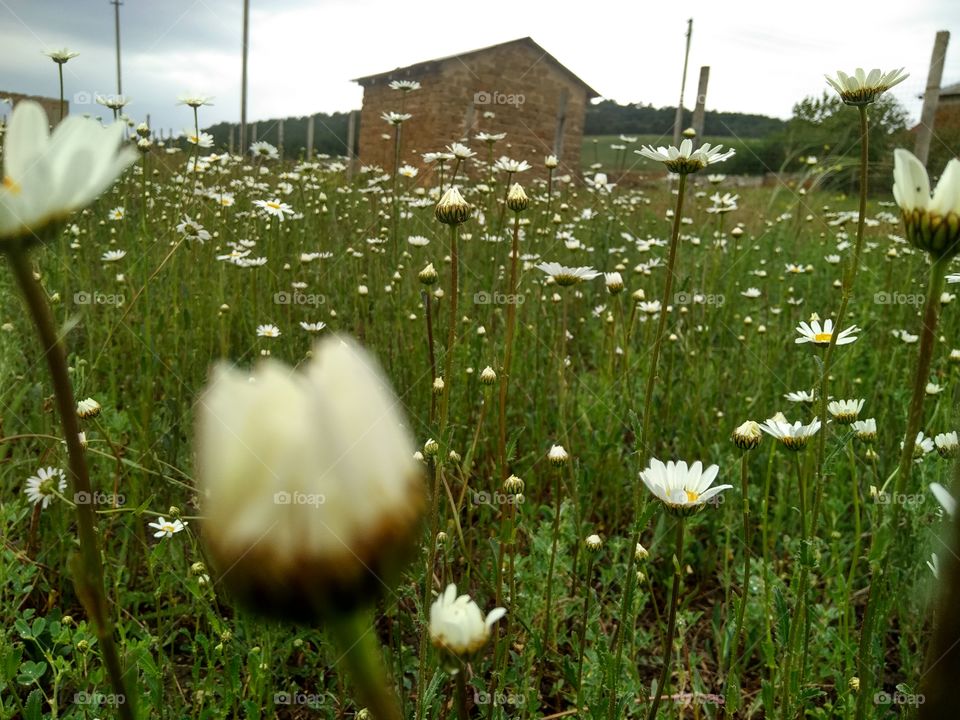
[795,318,859,347]
[429,583,506,659]
[101,249,126,262]
[256,324,281,338]
[23,467,67,508]
[760,414,821,450]
[825,68,908,106]
[148,516,187,538]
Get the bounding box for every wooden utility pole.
[239,0,251,153]
[346,110,357,180]
[672,18,693,147]
[691,66,710,143]
[914,30,950,166]
[251,122,258,143]
[110,0,123,95]
[278,118,285,161]
[306,114,315,160]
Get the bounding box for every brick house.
[353,37,598,176]
[0,92,67,126]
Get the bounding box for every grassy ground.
[0,139,957,719]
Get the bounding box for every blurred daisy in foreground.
[24,467,67,508]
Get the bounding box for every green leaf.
[23,688,43,720]
[16,660,47,685]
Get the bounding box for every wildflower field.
[1,65,959,720]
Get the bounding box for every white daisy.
[101,249,126,262]
[535,262,601,287]
[639,458,731,514]
[253,198,295,221]
[148,516,187,538]
[429,583,506,657]
[257,324,281,338]
[24,467,67,508]
[825,68,908,106]
[760,414,821,450]
[635,138,735,174]
[795,318,859,347]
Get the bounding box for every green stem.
[5,242,133,720]
[455,671,470,720]
[646,517,686,720]
[608,171,688,720]
[497,212,521,477]
[577,554,596,711]
[855,254,950,719]
[329,612,402,720]
[724,453,752,717]
[440,224,459,434]
[544,465,563,652]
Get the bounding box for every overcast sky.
[1,0,957,134]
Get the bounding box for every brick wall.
[1,92,68,126]
[357,43,588,179]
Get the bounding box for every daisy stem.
[417,456,442,720]
[454,671,470,720]
[58,64,65,122]
[5,242,133,720]
[724,452,753,718]
[423,291,437,423]
[854,253,950,720]
[330,611,401,720]
[497,211,521,477]
[646,517,686,720]
[439,223,459,435]
[576,552,596,710]
[543,463,563,652]
[608,172,688,720]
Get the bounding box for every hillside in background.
[202,101,786,160]
[584,99,786,138]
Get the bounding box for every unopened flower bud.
[479,366,497,385]
[507,183,528,212]
[503,475,524,494]
[584,534,602,551]
[419,263,438,285]
[435,187,470,225]
[732,420,762,450]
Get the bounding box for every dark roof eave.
[352,37,599,98]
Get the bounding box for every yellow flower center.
[267,201,281,210]
[813,332,832,343]
[161,523,175,533]
[685,489,700,503]
[2,176,21,194]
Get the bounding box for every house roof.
[352,37,600,98]
[939,81,960,97]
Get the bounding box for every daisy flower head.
[902,431,935,460]
[177,215,211,242]
[381,111,412,126]
[388,79,421,92]
[795,317,859,347]
[44,48,79,64]
[429,583,506,663]
[177,94,214,108]
[828,398,865,424]
[24,467,67,508]
[535,261,601,287]
[435,186,470,225]
[493,156,531,174]
[184,130,213,148]
[947,274,960,284]
[760,414,822,451]
[257,324,281,338]
[76,397,102,419]
[732,420,763,451]
[825,68,908,106]
[299,321,327,333]
[640,458,731,515]
[852,418,877,442]
[446,142,476,160]
[250,141,279,160]
[635,138,735,175]
[96,94,131,111]
[101,249,126,263]
[253,198,294,221]
[148,516,187,539]
[934,431,958,458]
[892,149,960,259]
